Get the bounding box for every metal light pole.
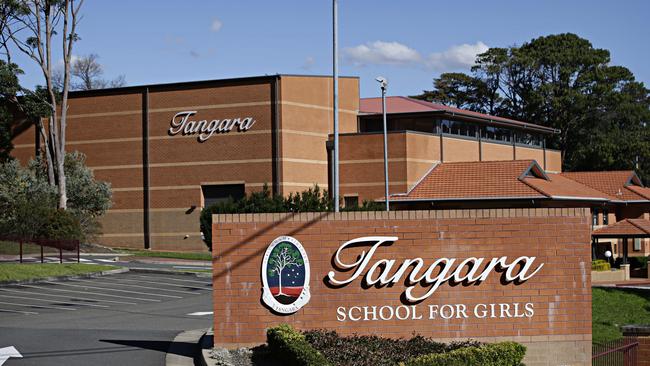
[333,0,340,212]
[376,76,389,211]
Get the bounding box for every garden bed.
[209,324,526,366]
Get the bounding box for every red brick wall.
[212,208,592,365]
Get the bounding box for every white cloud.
[301,56,315,70]
[344,41,422,66]
[343,40,489,72]
[425,41,489,71]
[211,18,223,32]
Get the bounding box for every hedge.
[403,341,526,366]
[592,259,611,271]
[200,184,383,250]
[266,324,330,366]
[304,329,479,366]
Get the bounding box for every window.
[440,120,477,138]
[358,117,437,134]
[481,126,511,143]
[515,131,543,147]
[602,210,608,225]
[201,184,245,207]
[592,209,599,227]
[344,196,359,208]
[634,238,642,252]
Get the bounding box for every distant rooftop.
[360,96,557,134]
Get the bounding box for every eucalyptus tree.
[0,0,85,209]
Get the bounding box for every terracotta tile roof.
[592,219,650,237]
[560,171,646,201]
[359,96,556,133]
[522,173,612,201]
[388,160,650,204]
[393,160,546,201]
[626,185,650,200]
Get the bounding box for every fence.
[0,237,80,263]
[593,337,639,366]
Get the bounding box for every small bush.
[39,209,83,241]
[266,324,330,366]
[592,259,611,271]
[304,329,480,366]
[200,184,383,250]
[627,256,649,270]
[403,341,526,366]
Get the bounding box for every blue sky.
[12,0,650,98]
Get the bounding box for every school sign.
[212,208,592,366]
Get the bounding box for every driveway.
[0,271,213,365]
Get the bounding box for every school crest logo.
[261,236,310,314]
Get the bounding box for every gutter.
[379,196,548,203]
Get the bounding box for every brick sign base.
[213,208,592,366]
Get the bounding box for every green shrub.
[592,259,611,271]
[39,209,83,241]
[304,329,479,366]
[627,256,649,270]
[200,184,383,250]
[266,324,329,366]
[403,341,526,366]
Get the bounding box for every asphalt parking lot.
[0,271,213,366]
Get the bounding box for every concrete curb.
[199,329,214,366]
[0,267,129,287]
[125,258,211,266]
[128,267,211,278]
[166,328,210,366]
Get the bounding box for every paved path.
[0,271,213,365]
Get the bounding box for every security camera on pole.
[376,76,390,211]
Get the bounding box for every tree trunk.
[38,120,55,185]
[57,157,67,209]
[277,268,284,295]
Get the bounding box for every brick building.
[10,74,649,255]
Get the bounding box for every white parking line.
[94,259,116,263]
[187,311,213,316]
[52,281,182,299]
[19,284,158,303]
[0,300,76,311]
[0,294,109,308]
[133,275,212,285]
[104,277,210,290]
[71,278,193,295]
[0,308,38,315]
[0,288,135,305]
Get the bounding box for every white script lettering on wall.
[326,236,544,303]
[168,111,256,142]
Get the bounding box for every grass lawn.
[0,263,120,282]
[592,287,650,344]
[0,241,51,255]
[117,249,212,261]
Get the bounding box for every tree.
[412,72,495,113]
[31,151,112,241]
[267,243,303,296]
[0,158,57,239]
[53,53,126,90]
[0,60,49,162]
[413,33,650,181]
[1,0,85,209]
[0,152,110,242]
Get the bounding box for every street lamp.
[376,76,389,211]
[333,0,340,212]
